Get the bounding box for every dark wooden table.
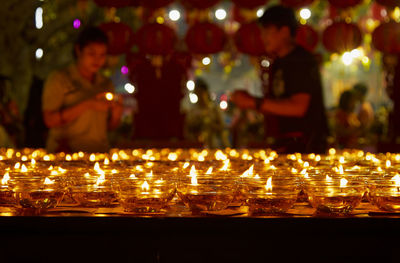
[0,201,399,263]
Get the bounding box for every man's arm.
[231,90,310,118]
[43,98,109,128]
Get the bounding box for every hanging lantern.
[99,22,135,55]
[234,22,265,56]
[372,21,400,54]
[375,0,398,9]
[296,24,319,52]
[232,0,269,9]
[180,0,220,10]
[280,0,315,8]
[322,21,362,53]
[328,0,362,8]
[136,23,176,55]
[93,0,139,8]
[140,0,173,10]
[185,22,227,54]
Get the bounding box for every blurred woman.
[42,27,123,153]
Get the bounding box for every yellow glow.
[392,7,400,22]
[14,162,21,169]
[141,180,150,191]
[392,174,400,187]
[168,152,178,161]
[220,159,230,171]
[104,157,110,165]
[326,175,332,182]
[206,167,213,175]
[303,161,310,168]
[44,177,55,185]
[329,148,336,155]
[386,160,391,168]
[146,171,153,178]
[65,154,72,161]
[339,156,345,164]
[396,155,400,162]
[105,92,114,101]
[156,16,164,24]
[129,174,136,179]
[340,178,348,188]
[89,154,96,162]
[265,177,272,192]
[315,155,321,162]
[197,155,205,162]
[190,175,198,185]
[43,155,51,161]
[254,174,260,179]
[189,165,197,177]
[21,164,28,173]
[1,172,10,185]
[96,174,106,186]
[241,165,254,178]
[111,153,119,161]
[338,165,344,175]
[50,170,59,176]
[215,150,227,161]
[291,168,298,174]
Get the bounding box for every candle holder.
[369,175,400,212]
[176,174,236,215]
[70,173,116,207]
[306,176,365,215]
[241,176,299,215]
[114,174,176,214]
[12,175,66,211]
[0,172,15,206]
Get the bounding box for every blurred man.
[231,5,328,153]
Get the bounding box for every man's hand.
[231,90,256,110]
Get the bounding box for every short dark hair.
[353,83,368,96]
[339,90,356,112]
[258,5,298,37]
[74,26,108,58]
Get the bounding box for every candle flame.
[89,154,96,162]
[190,175,198,185]
[168,152,178,161]
[338,165,344,175]
[339,156,345,164]
[183,162,190,169]
[206,167,213,175]
[241,165,254,178]
[215,150,227,161]
[146,171,153,177]
[44,177,55,185]
[50,170,59,176]
[105,92,114,101]
[291,168,298,174]
[129,174,137,179]
[197,155,205,162]
[1,172,10,185]
[386,160,391,168]
[14,162,21,169]
[315,155,321,162]
[31,159,36,166]
[265,177,272,192]
[340,178,348,188]
[112,153,119,161]
[65,154,72,161]
[303,161,309,168]
[392,174,400,187]
[96,174,106,186]
[220,159,230,171]
[189,165,197,177]
[326,175,332,182]
[104,157,110,165]
[21,164,28,173]
[254,174,260,179]
[141,180,150,191]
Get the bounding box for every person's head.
[74,26,108,74]
[258,5,298,55]
[194,78,210,104]
[353,83,368,101]
[339,90,357,112]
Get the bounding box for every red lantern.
[322,22,362,53]
[93,0,139,8]
[136,23,176,55]
[140,0,173,9]
[296,25,319,52]
[99,22,135,55]
[328,0,362,8]
[232,0,269,9]
[280,0,315,8]
[372,21,400,54]
[185,22,227,54]
[234,22,265,56]
[180,0,220,10]
[371,3,388,21]
[375,0,398,9]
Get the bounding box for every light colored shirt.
[42,64,114,153]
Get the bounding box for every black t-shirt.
[267,46,328,151]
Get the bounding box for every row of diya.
[1,153,400,215]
